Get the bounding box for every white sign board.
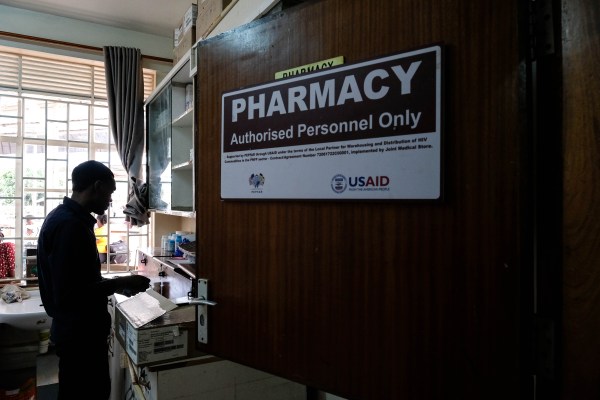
[221,45,443,200]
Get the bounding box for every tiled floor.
[37,346,59,399]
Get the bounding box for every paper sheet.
[117,289,177,328]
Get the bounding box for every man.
[25,215,37,237]
[37,160,150,400]
[95,214,108,263]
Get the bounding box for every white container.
[39,328,50,354]
[182,233,195,242]
[185,84,193,110]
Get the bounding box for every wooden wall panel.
[195,0,529,398]
[561,0,600,397]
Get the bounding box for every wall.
[208,0,279,37]
[0,0,284,79]
[0,4,173,78]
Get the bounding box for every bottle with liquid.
[174,231,183,257]
[168,234,175,253]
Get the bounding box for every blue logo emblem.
[249,173,265,189]
[331,174,347,193]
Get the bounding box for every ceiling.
[0,0,196,38]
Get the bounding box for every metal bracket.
[530,0,555,59]
[195,279,216,344]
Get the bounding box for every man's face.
[92,179,116,215]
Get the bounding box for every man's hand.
[117,274,151,296]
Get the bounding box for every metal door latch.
[195,279,216,344]
[188,297,217,306]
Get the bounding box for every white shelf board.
[172,107,193,127]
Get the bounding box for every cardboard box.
[173,5,197,46]
[173,26,181,48]
[196,0,233,39]
[115,300,197,367]
[125,356,306,400]
[173,4,198,64]
[174,27,196,64]
[182,4,198,33]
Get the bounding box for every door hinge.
[532,315,555,379]
[529,0,555,60]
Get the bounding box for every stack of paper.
[116,289,177,328]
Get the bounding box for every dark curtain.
[103,46,149,226]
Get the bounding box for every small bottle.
[168,235,175,253]
[161,235,169,251]
[174,232,183,257]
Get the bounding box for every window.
[0,45,156,279]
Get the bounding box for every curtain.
[103,46,149,226]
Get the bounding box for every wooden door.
[561,0,600,398]
[195,0,530,398]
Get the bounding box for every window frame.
[0,45,155,280]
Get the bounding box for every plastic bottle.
[161,235,169,251]
[168,234,175,253]
[174,231,183,256]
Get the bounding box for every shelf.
[147,47,195,215]
[172,50,193,84]
[151,209,196,219]
[173,160,193,170]
[172,107,193,128]
[164,258,196,280]
[145,50,192,104]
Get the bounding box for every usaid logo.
[348,176,390,188]
[332,174,391,193]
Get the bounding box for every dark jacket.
[37,197,119,344]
